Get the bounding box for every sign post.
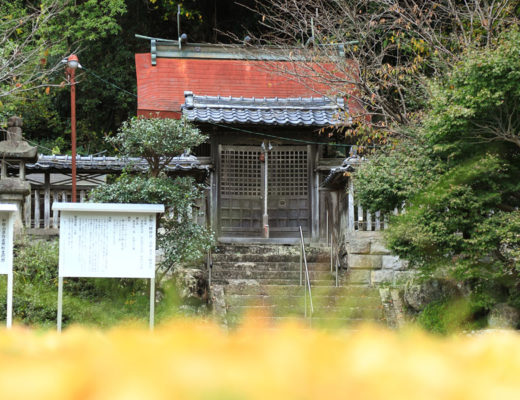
[0,204,17,329]
[53,203,164,332]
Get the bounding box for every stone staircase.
[210,244,387,328]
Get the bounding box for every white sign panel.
[0,210,14,275]
[53,203,164,332]
[0,204,17,329]
[54,203,165,279]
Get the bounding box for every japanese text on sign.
[58,213,156,278]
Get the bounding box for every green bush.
[416,298,486,335]
[0,237,197,328]
[14,237,59,285]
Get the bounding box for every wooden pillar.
[44,172,51,229]
[19,161,25,180]
[24,194,31,228]
[34,190,40,228]
[348,179,355,232]
[52,191,59,228]
[212,142,220,237]
[310,145,319,241]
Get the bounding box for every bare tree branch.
[230,0,518,138]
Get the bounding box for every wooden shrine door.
[218,145,311,238]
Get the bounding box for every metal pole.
[57,276,63,332]
[150,277,155,331]
[262,149,269,238]
[336,256,339,287]
[299,245,302,286]
[207,250,212,286]
[70,67,77,203]
[326,210,329,246]
[330,234,333,273]
[304,256,307,318]
[6,272,13,328]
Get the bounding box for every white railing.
[347,180,404,232]
[299,226,314,318]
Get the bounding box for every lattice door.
[268,146,310,237]
[219,146,263,236]
[219,145,310,238]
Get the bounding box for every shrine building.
[134,39,361,243]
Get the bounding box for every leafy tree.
[355,30,520,310]
[109,116,203,177]
[0,0,125,100]
[89,116,213,282]
[3,0,259,154]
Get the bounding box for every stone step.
[212,269,335,281]
[215,244,330,256]
[211,261,333,272]
[213,278,338,286]
[225,294,383,308]
[225,314,385,328]
[212,252,330,263]
[227,304,384,319]
[222,284,380,298]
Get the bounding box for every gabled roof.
[135,54,348,117]
[182,92,347,127]
[135,41,363,120]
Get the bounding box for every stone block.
[346,239,371,254]
[393,271,416,285]
[382,255,406,271]
[345,269,371,285]
[370,241,392,255]
[371,270,394,284]
[488,303,520,329]
[348,254,382,270]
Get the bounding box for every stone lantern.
[0,116,37,234]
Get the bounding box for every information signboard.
[0,204,17,328]
[53,203,165,331]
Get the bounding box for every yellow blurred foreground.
[0,319,519,400]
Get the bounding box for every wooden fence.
[24,188,91,229]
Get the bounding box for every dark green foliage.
[89,116,214,280]
[90,174,215,280]
[355,30,520,318]
[110,116,207,176]
[89,174,200,207]
[416,298,485,335]
[354,131,441,213]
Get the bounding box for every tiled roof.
[321,156,362,188]
[25,154,208,173]
[182,92,348,126]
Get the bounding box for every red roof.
[135,53,361,119]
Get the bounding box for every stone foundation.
[345,231,415,286]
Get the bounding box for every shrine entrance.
[218,145,311,239]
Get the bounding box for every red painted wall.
[135,53,361,118]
